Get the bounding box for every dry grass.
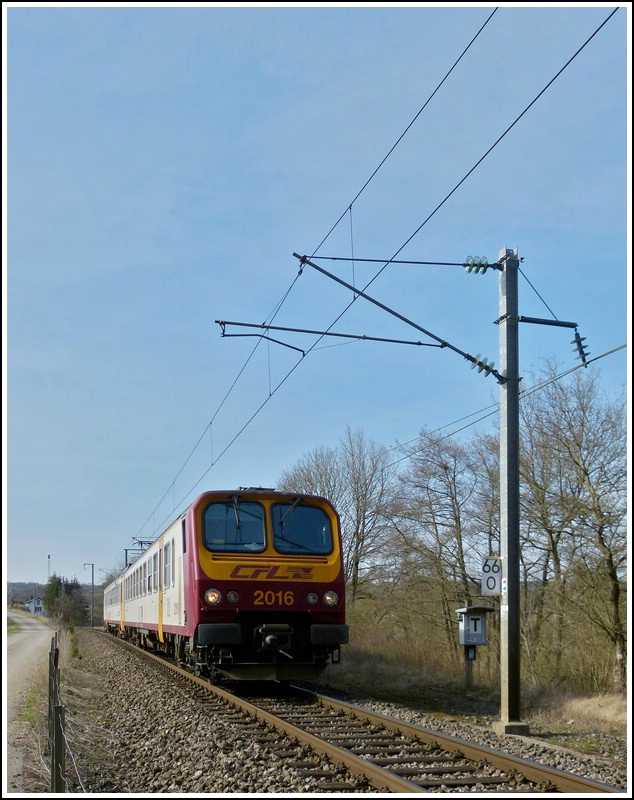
[18,626,105,792]
[528,691,628,734]
[316,646,628,737]
[316,646,500,717]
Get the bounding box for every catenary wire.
[325,5,621,295]
[149,340,626,541]
[135,7,620,543]
[386,343,626,469]
[309,8,499,256]
[282,7,622,363]
[133,10,498,540]
[141,7,620,539]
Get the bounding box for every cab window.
[272,503,333,555]
[203,500,265,552]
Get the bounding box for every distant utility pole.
[494,247,529,735]
[83,563,95,628]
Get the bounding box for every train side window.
[153,553,158,592]
[147,559,152,594]
[164,542,170,588]
[202,500,266,552]
[142,561,147,596]
[272,503,334,555]
[171,538,175,586]
[182,519,186,553]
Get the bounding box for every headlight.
[322,590,339,607]
[306,592,319,605]
[204,588,222,606]
[227,590,240,604]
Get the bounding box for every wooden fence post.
[51,705,66,792]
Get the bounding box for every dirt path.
[5,610,55,794]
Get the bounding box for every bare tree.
[395,429,485,656]
[399,429,482,597]
[278,426,398,601]
[469,431,500,561]
[276,362,626,693]
[520,363,627,690]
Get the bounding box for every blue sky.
[4,2,629,586]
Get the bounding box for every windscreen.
[203,500,266,552]
[271,502,333,555]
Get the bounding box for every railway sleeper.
[410,775,511,787]
[317,782,368,792]
[371,756,463,766]
[387,765,477,776]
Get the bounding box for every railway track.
[107,634,624,793]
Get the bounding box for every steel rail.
[102,634,623,793]
[111,638,424,792]
[296,686,623,794]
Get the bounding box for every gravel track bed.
[308,692,628,792]
[61,630,372,793]
[53,630,626,793]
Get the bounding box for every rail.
[105,633,624,793]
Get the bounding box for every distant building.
[25,597,45,616]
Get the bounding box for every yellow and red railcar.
[104,488,348,680]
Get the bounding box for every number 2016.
[254,590,294,606]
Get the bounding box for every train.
[103,488,349,681]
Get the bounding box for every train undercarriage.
[106,614,348,682]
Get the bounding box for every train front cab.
[191,491,349,680]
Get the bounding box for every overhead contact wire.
[135,10,498,540]
[310,7,499,256]
[294,6,622,358]
[139,7,619,541]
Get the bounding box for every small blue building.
[25,597,45,616]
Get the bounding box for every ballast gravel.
[54,630,626,793]
[338,698,628,791]
[60,631,372,794]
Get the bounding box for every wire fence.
[47,632,85,793]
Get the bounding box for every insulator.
[464,256,488,274]
[571,330,589,366]
[470,355,494,375]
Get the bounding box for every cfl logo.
[230,565,315,580]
